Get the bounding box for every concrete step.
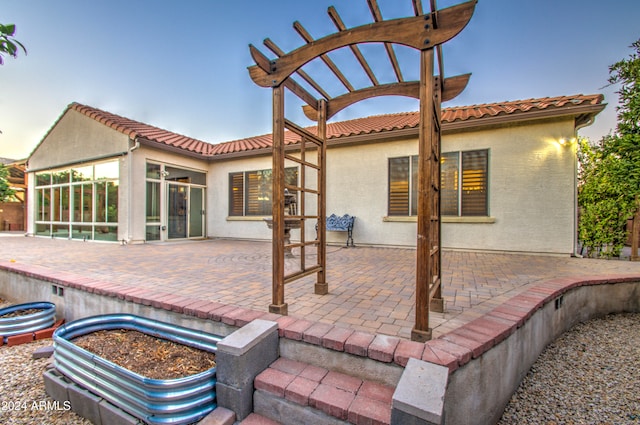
[253,357,394,425]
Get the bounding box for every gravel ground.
[499,312,640,425]
[1,295,638,425]
[0,339,90,425]
[0,298,89,424]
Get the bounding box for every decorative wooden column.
[316,99,328,295]
[270,84,287,315]
[412,47,443,342]
[431,74,444,314]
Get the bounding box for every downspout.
[572,116,595,257]
[127,137,140,243]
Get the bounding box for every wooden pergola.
[248,0,476,341]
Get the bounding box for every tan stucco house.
[25,94,604,254]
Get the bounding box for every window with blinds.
[388,149,488,217]
[229,167,298,216]
[388,157,410,216]
[441,152,459,215]
[388,156,419,216]
[461,150,488,216]
[246,170,271,216]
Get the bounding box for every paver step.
[253,357,394,425]
[238,413,281,425]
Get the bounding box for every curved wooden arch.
[302,73,471,120]
[248,1,476,88]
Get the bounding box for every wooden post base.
[269,303,288,315]
[430,297,444,313]
[411,327,432,342]
[314,283,328,295]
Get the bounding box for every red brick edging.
[1,318,65,347]
[424,275,640,373]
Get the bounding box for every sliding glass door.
[167,184,205,239]
[146,162,206,241]
[168,184,188,239]
[189,187,204,238]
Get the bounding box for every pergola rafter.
[293,21,356,93]
[327,6,379,87]
[366,0,404,82]
[248,0,476,341]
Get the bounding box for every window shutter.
[229,173,244,216]
[461,150,488,216]
[389,157,410,216]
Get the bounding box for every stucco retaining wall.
[435,278,640,425]
[0,264,238,338]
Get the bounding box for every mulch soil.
[72,329,216,380]
[0,308,44,318]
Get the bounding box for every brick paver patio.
[1,234,639,339]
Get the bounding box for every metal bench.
[317,214,355,247]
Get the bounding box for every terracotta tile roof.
[64,94,603,159]
[69,103,215,156]
[442,94,604,122]
[212,94,604,156]
[208,131,301,156]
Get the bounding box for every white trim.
[383,216,496,223]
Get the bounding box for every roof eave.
[442,102,607,133]
[136,137,211,160]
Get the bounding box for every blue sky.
[1,0,639,159]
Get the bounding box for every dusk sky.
[1,0,639,159]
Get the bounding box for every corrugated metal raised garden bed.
[53,314,222,425]
[0,301,56,342]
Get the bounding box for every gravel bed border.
[499,312,640,424]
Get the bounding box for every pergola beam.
[249,44,319,110]
[264,38,332,100]
[302,73,470,121]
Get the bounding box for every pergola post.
[316,99,328,294]
[430,74,444,314]
[269,84,287,315]
[412,48,440,342]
